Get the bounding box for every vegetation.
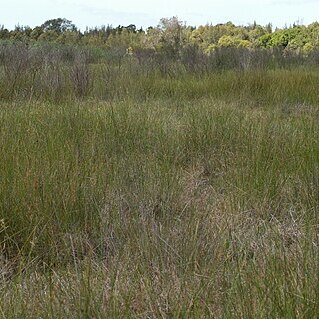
[1,17,319,55]
[0,17,319,318]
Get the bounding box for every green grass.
[0,69,319,318]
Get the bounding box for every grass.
[0,68,319,318]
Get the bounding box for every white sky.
[2,0,319,30]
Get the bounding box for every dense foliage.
[1,17,319,56]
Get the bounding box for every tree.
[41,18,76,34]
[218,35,239,47]
[157,17,186,60]
[0,25,9,40]
[38,30,59,42]
[56,31,81,44]
[269,27,303,48]
[30,26,44,40]
[9,25,32,41]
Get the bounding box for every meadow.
[0,43,319,318]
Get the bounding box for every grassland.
[0,64,319,318]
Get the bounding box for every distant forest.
[1,17,319,55]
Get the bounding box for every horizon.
[1,17,317,32]
[1,0,319,31]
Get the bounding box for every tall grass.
[0,42,318,318]
[1,42,319,104]
[0,93,318,317]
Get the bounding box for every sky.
[2,0,319,31]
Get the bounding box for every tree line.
[1,17,319,56]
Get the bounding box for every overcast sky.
[2,0,319,30]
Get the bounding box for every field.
[0,48,319,317]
